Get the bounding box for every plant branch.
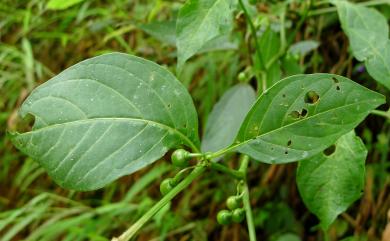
[210,162,245,180]
[238,0,264,70]
[238,0,267,92]
[371,109,390,119]
[239,155,257,241]
[112,165,207,241]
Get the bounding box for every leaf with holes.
[228,74,384,164]
[10,53,200,191]
[176,0,236,70]
[201,84,256,155]
[296,131,367,229]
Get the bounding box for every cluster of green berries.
[160,149,191,195]
[217,195,245,225]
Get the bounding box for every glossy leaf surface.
[10,53,200,191]
[201,84,256,153]
[233,74,384,163]
[297,132,366,229]
[176,0,236,70]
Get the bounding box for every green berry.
[226,196,242,210]
[231,208,245,223]
[160,178,174,195]
[217,210,232,225]
[238,72,246,82]
[171,149,190,167]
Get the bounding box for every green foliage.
[334,0,390,90]
[47,0,87,10]
[233,74,384,164]
[288,40,319,57]
[10,53,200,191]
[176,0,236,70]
[296,132,367,229]
[201,84,256,153]
[139,20,177,46]
[3,0,390,240]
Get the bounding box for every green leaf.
[139,20,177,46]
[296,131,367,229]
[289,40,319,56]
[231,74,384,164]
[333,1,390,90]
[176,0,236,70]
[259,28,281,67]
[333,0,388,61]
[201,84,256,153]
[47,0,86,10]
[365,40,390,90]
[10,53,200,191]
[197,34,238,54]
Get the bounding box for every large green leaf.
[10,53,200,191]
[333,0,388,61]
[229,74,384,164]
[176,0,236,70]
[201,84,256,153]
[296,131,367,229]
[333,1,390,90]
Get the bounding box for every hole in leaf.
[289,111,300,119]
[287,140,292,146]
[323,145,336,156]
[304,91,319,104]
[282,94,286,98]
[336,86,340,91]
[285,150,288,154]
[301,108,308,117]
[332,77,339,84]
[167,104,171,108]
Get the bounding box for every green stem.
[210,162,245,180]
[239,155,257,241]
[112,165,207,241]
[239,0,267,92]
[239,0,264,70]
[371,109,390,119]
[286,0,311,47]
[265,11,287,70]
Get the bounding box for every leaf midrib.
[18,117,200,152]
[228,98,382,154]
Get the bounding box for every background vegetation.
[0,0,389,240]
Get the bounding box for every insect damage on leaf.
[232,74,384,164]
